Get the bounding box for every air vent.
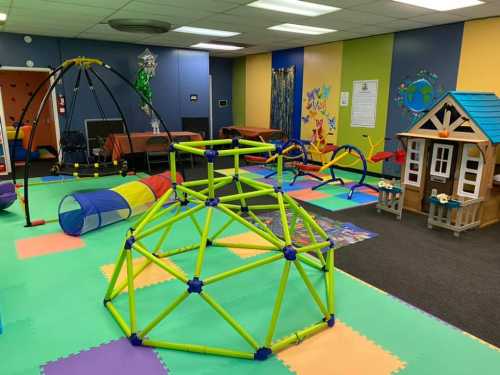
[107,19,171,34]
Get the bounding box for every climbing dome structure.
[104,138,336,360]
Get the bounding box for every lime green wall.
[232,57,246,125]
[337,34,394,173]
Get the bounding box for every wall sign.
[218,99,228,108]
[351,80,378,128]
[340,91,349,107]
[190,94,198,102]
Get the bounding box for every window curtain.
[271,66,295,138]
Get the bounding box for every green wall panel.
[337,34,394,173]
[232,56,246,126]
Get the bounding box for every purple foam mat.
[42,338,167,375]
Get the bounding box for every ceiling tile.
[43,0,130,9]
[120,1,216,21]
[382,18,431,31]
[351,0,435,18]
[224,5,308,24]
[449,2,500,19]
[313,8,398,25]
[309,0,380,8]
[408,13,467,25]
[138,0,239,13]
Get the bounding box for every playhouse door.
[422,141,458,212]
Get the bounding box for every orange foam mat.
[277,320,406,375]
[101,257,185,292]
[218,231,272,258]
[287,189,330,201]
[16,232,85,259]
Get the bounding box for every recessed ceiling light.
[173,26,240,37]
[247,0,340,17]
[268,23,336,35]
[191,43,244,51]
[392,0,484,11]
[0,12,7,22]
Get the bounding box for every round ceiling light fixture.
[107,19,171,34]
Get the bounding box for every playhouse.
[398,91,500,228]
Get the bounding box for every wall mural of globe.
[395,69,444,123]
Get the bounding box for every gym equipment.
[11,57,173,227]
[104,137,336,361]
[58,172,182,236]
[0,182,16,210]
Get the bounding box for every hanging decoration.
[302,84,336,149]
[394,69,444,124]
[271,66,295,138]
[134,49,159,132]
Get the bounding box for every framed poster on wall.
[351,80,378,128]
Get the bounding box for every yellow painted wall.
[457,17,500,95]
[301,42,343,147]
[245,53,272,128]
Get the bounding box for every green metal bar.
[145,201,180,226]
[234,180,248,209]
[327,249,334,314]
[126,249,137,333]
[170,151,177,183]
[238,175,273,190]
[211,241,278,251]
[188,209,203,236]
[173,143,205,156]
[182,177,227,187]
[133,242,188,283]
[277,154,283,187]
[245,210,276,238]
[176,138,231,147]
[110,257,152,300]
[239,138,273,148]
[139,291,189,338]
[199,177,232,196]
[277,192,292,245]
[218,146,275,156]
[157,243,200,258]
[176,184,208,201]
[194,207,213,277]
[271,320,327,353]
[304,220,326,266]
[219,189,275,203]
[104,248,127,300]
[134,188,174,235]
[297,253,323,271]
[265,261,291,347]
[142,340,254,359]
[217,204,284,248]
[153,205,182,253]
[105,301,131,337]
[201,292,259,350]
[209,215,236,242]
[296,241,330,254]
[283,194,329,239]
[205,253,283,285]
[207,162,215,199]
[289,211,298,236]
[135,203,204,240]
[234,151,240,175]
[247,204,287,210]
[294,260,329,319]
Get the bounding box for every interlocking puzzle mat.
[0,177,499,375]
[216,165,380,212]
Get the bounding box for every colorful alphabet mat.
[216,165,380,212]
[0,176,499,375]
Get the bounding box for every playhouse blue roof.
[449,91,500,144]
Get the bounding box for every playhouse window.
[430,143,454,178]
[458,144,483,199]
[404,139,425,186]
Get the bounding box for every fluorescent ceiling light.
[392,0,484,11]
[0,12,7,22]
[173,26,240,37]
[247,0,340,17]
[191,43,243,51]
[269,23,336,35]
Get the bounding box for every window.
[404,139,425,186]
[430,143,454,178]
[458,144,483,199]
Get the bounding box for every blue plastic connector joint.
[204,149,219,162]
[205,197,220,207]
[187,277,204,294]
[129,333,143,346]
[254,347,272,361]
[325,314,335,327]
[231,137,239,147]
[232,174,239,182]
[283,245,297,261]
[274,186,282,193]
[168,143,176,153]
[328,237,335,249]
[124,236,136,250]
[275,144,284,154]
[240,205,249,213]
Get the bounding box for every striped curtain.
[271,66,295,138]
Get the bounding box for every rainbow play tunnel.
[58,172,182,236]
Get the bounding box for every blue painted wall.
[272,48,304,139]
[0,32,209,135]
[385,23,464,175]
[209,57,233,137]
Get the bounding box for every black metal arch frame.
[11,57,172,227]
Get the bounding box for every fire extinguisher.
[57,94,66,115]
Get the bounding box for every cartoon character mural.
[394,69,444,124]
[134,49,160,132]
[302,84,336,149]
